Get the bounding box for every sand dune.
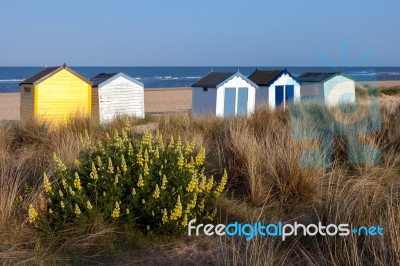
[0,82,399,121]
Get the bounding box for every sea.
[0,66,399,93]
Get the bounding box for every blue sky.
[0,0,399,66]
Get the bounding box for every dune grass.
[0,101,399,265]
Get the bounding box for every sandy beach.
[0,81,399,121]
[0,87,192,121]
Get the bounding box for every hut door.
[275,86,284,107]
[224,88,236,117]
[285,85,294,103]
[237,88,248,116]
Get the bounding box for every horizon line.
[0,65,399,68]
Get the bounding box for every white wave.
[134,77,141,80]
[381,72,400,76]
[349,73,376,76]
[153,76,179,80]
[0,79,24,82]
[185,76,201,79]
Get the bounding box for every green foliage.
[380,86,400,96]
[32,120,227,234]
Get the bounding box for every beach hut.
[191,72,257,117]
[19,64,92,122]
[248,69,301,109]
[90,72,144,123]
[298,72,355,105]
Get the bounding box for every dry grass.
[0,100,399,265]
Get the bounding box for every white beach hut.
[248,69,301,109]
[191,72,258,117]
[298,72,355,105]
[90,72,144,123]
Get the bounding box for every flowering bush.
[29,121,227,234]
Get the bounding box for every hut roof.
[248,69,301,86]
[90,72,144,88]
[297,72,353,83]
[19,64,91,86]
[191,72,235,88]
[90,73,118,87]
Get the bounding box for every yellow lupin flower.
[43,172,52,193]
[137,147,144,166]
[170,195,183,220]
[124,117,131,133]
[75,204,81,216]
[113,129,121,142]
[128,142,134,156]
[205,176,214,192]
[142,131,152,146]
[142,198,146,204]
[214,170,228,197]
[143,162,150,176]
[60,201,65,209]
[185,158,196,174]
[137,174,144,187]
[126,208,130,215]
[177,152,185,170]
[53,153,67,172]
[105,132,112,146]
[86,200,93,210]
[131,187,137,196]
[28,204,38,223]
[74,159,81,168]
[175,136,182,151]
[182,214,188,227]
[188,193,197,209]
[153,184,160,198]
[121,154,128,174]
[168,136,174,148]
[144,149,149,163]
[84,130,90,143]
[121,128,128,142]
[190,138,196,152]
[198,198,205,212]
[96,156,103,169]
[154,146,160,159]
[61,178,67,189]
[184,140,194,154]
[58,189,64,198]
[107,157,114,174]
[161,174,167,190]
[111,202,120,218]
[69,186,75,196]
[156,131,164,150]
[195,147,205,166]
[198,172,206,192]
[90,162,98,180]
[186,175,198,192]
[49,208,53,214]
[97,141,106,155]
[73,172,82,191]
[114,174,119,185]
[162,208,168,224]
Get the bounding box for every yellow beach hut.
[19,64,92,122]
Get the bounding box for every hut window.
[24,87,31,93]
[203,87,208,92]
